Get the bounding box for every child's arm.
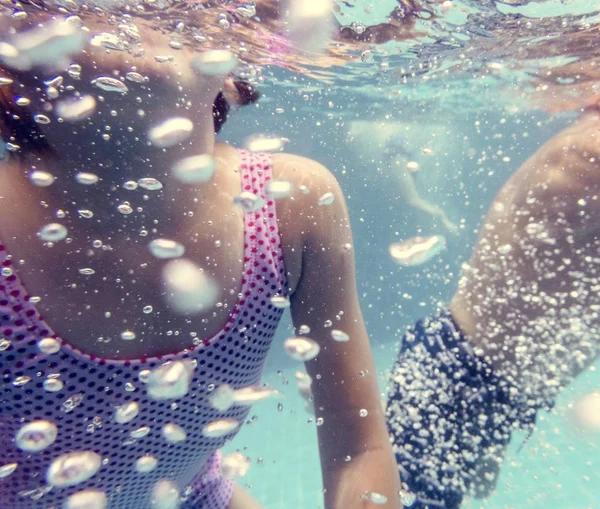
[289,160,402,509]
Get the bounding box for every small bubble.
[148,117,194,148]
[29,170,56,187]
[130,426,151,439]
[46,451,102,488]
[38,337,61,354]
[161,423,187,443]
[359,409,368,417]
[62,393,84,413]
[34,114,51,125]
[318,192,335,206]
[270,295,290,309]
[284,337,320,362]
[118,203,133,215]
[208,384,235,411]
[136,455,158,473]
[138,177,163,191]
[16,420,58,452]
[362,492,388,504]
[143,305,153,314]
[201,418,240,438]
[38,223,68,242]
[13,376,32,387]
[121,330,136,341]
[0,338,11,351]
[0,462,18,478]
[115,401,139,424]
[148,239,185,259]
[234,191,265,213]
[43,378,64,392]
[75,172,99,185]
[221,452,252,479]
[331,329,349,342]
[151,479,180,509]
[63,489,107,509]
[192,49,238,76]
[93,77,128,94]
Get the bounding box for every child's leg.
[227,484,264,509]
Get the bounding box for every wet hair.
[0,72,260,160]
[213,80,261,134]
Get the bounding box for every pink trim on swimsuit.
[0,150,287,509]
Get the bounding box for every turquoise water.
[2,0,600,507]
[221,76,600,507]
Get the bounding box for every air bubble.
[201,418,240,438]
[138,178,163,191]
[92,77,128,94]
[363,492,388,504]
[172,154,215,183]
[266,180,294,199]
[63,489,107,509]
[126,72,147,83]
[38,223,68,242]
[56,95,96,121]
[148,117,194,148]
[118,203,133,215]
[13,376,31,386]
[16,420,58,452]
[0,338,11,351]
[162,259,219,314]
[38,337,61,354]
[208,384,235,412]
[298,325,311,335]
[151,479,180,509]
[149,239,185,259]
[318,192,335,206]
[284,337,320,361]
[115,401,140,424]
[34,114,51,125]
[121,330,136,341]
[331,329,350,342]
[161,423,187,443]
[233,191,265,212]
[135,455,158,473]
[221,452,251,479]
[245,135,290,153]
[389,235,446,266]
[233,386,280,406]
[270,295,290,308]
[192,49,238,76]
[75,172,99,185]
[15,96,31,106]
[399,489,417,507]
[29,170,56,187]
[79,268,95,275]
[143,305,153,314]
[46,450,102,488]
[147,360,196,400]
[0,463,17,478]
[130,426,151,439]
[43,378,64,392]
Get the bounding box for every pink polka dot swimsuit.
[0,151,287,509]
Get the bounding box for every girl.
[0,3,400,509]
